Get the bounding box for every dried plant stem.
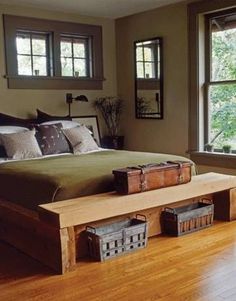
[94,97,123,136]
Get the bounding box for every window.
[188,1,236,169]
[136,41,159,79]
[60,36,90,77]
[16,31,50,76]
[205,11,236,153]
[3,15,103,89]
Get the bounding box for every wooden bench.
[0,172,236,274]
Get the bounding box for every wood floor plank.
[1,221,236,301]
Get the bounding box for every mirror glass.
[134,37,163,119]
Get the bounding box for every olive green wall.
[0,1,235,175]
[115,1,236,175]
[116,1,189,155]
[0,4,117,134]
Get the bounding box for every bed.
[0,114,234,274]
[0,149,195,210]
[0,150,236,274]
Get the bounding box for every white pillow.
[0,126,29,134]
[41,120,80,129]
[0,157,7,163]
[0,130,42,160]
[0,126,29,146]
[63,125,99,154]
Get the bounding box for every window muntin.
[136,41,159,79]
[206,13,236,153]
[16,31,50,76]
[60,36,90,77]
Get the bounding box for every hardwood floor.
[1,221,236,301]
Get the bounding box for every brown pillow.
[35,123,71,155]
[36,109,72,123]
[0,112,36,128]
[63,125,99,154]
[0,130,42,160]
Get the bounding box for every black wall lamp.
[66,93,88,116]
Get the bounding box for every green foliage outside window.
[209,27,236,151]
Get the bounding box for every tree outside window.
[207,14,236,153]
[16,31,50,76]
[60,36,90,77]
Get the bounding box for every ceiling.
[0,0,184,19]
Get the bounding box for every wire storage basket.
[162,199,214,236]
[86,214,148,261]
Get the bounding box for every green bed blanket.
[0,150,195,210]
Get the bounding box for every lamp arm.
[65,93,88,117]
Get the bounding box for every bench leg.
[213,188,236,221]
[60,227,76,274]
[229,188,236,221]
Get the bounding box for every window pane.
[137,62,144,78]
[61,57,73,76]
[74,59,86,76]
[32,35,46,55]
[73,41,86,58]
[211,26,236,81]
[136,47,143,61]
[16,34,31,55]
[144,62,155,78]
[209,84,236,151]
[61,39,72,57]
[60,36,91,77]
[17,55,32,75]
[144,47,153,61]
[33,56,47,76]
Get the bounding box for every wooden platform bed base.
[0,172,236,274]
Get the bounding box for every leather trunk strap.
[128,161,185,189]
[166,161,184,184]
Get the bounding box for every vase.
[102,136,124,150]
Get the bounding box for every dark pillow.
[0,112,36,128]
[0,145,7,157]
[36,109,72,123]
[35,123,71,155]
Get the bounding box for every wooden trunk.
[113,161,192,194]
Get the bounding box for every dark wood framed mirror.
[134,37,163,119]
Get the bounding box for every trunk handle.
[136,214,147,221]
[86,225,96,234]
[164,207,176,214]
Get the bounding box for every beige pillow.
[63,125,99,154]
[0,130,42,160]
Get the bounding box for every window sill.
[137,78,160,90]
[190,151,236,169]
[5,75,104,90]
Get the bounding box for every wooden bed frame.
[0,172,236,274]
